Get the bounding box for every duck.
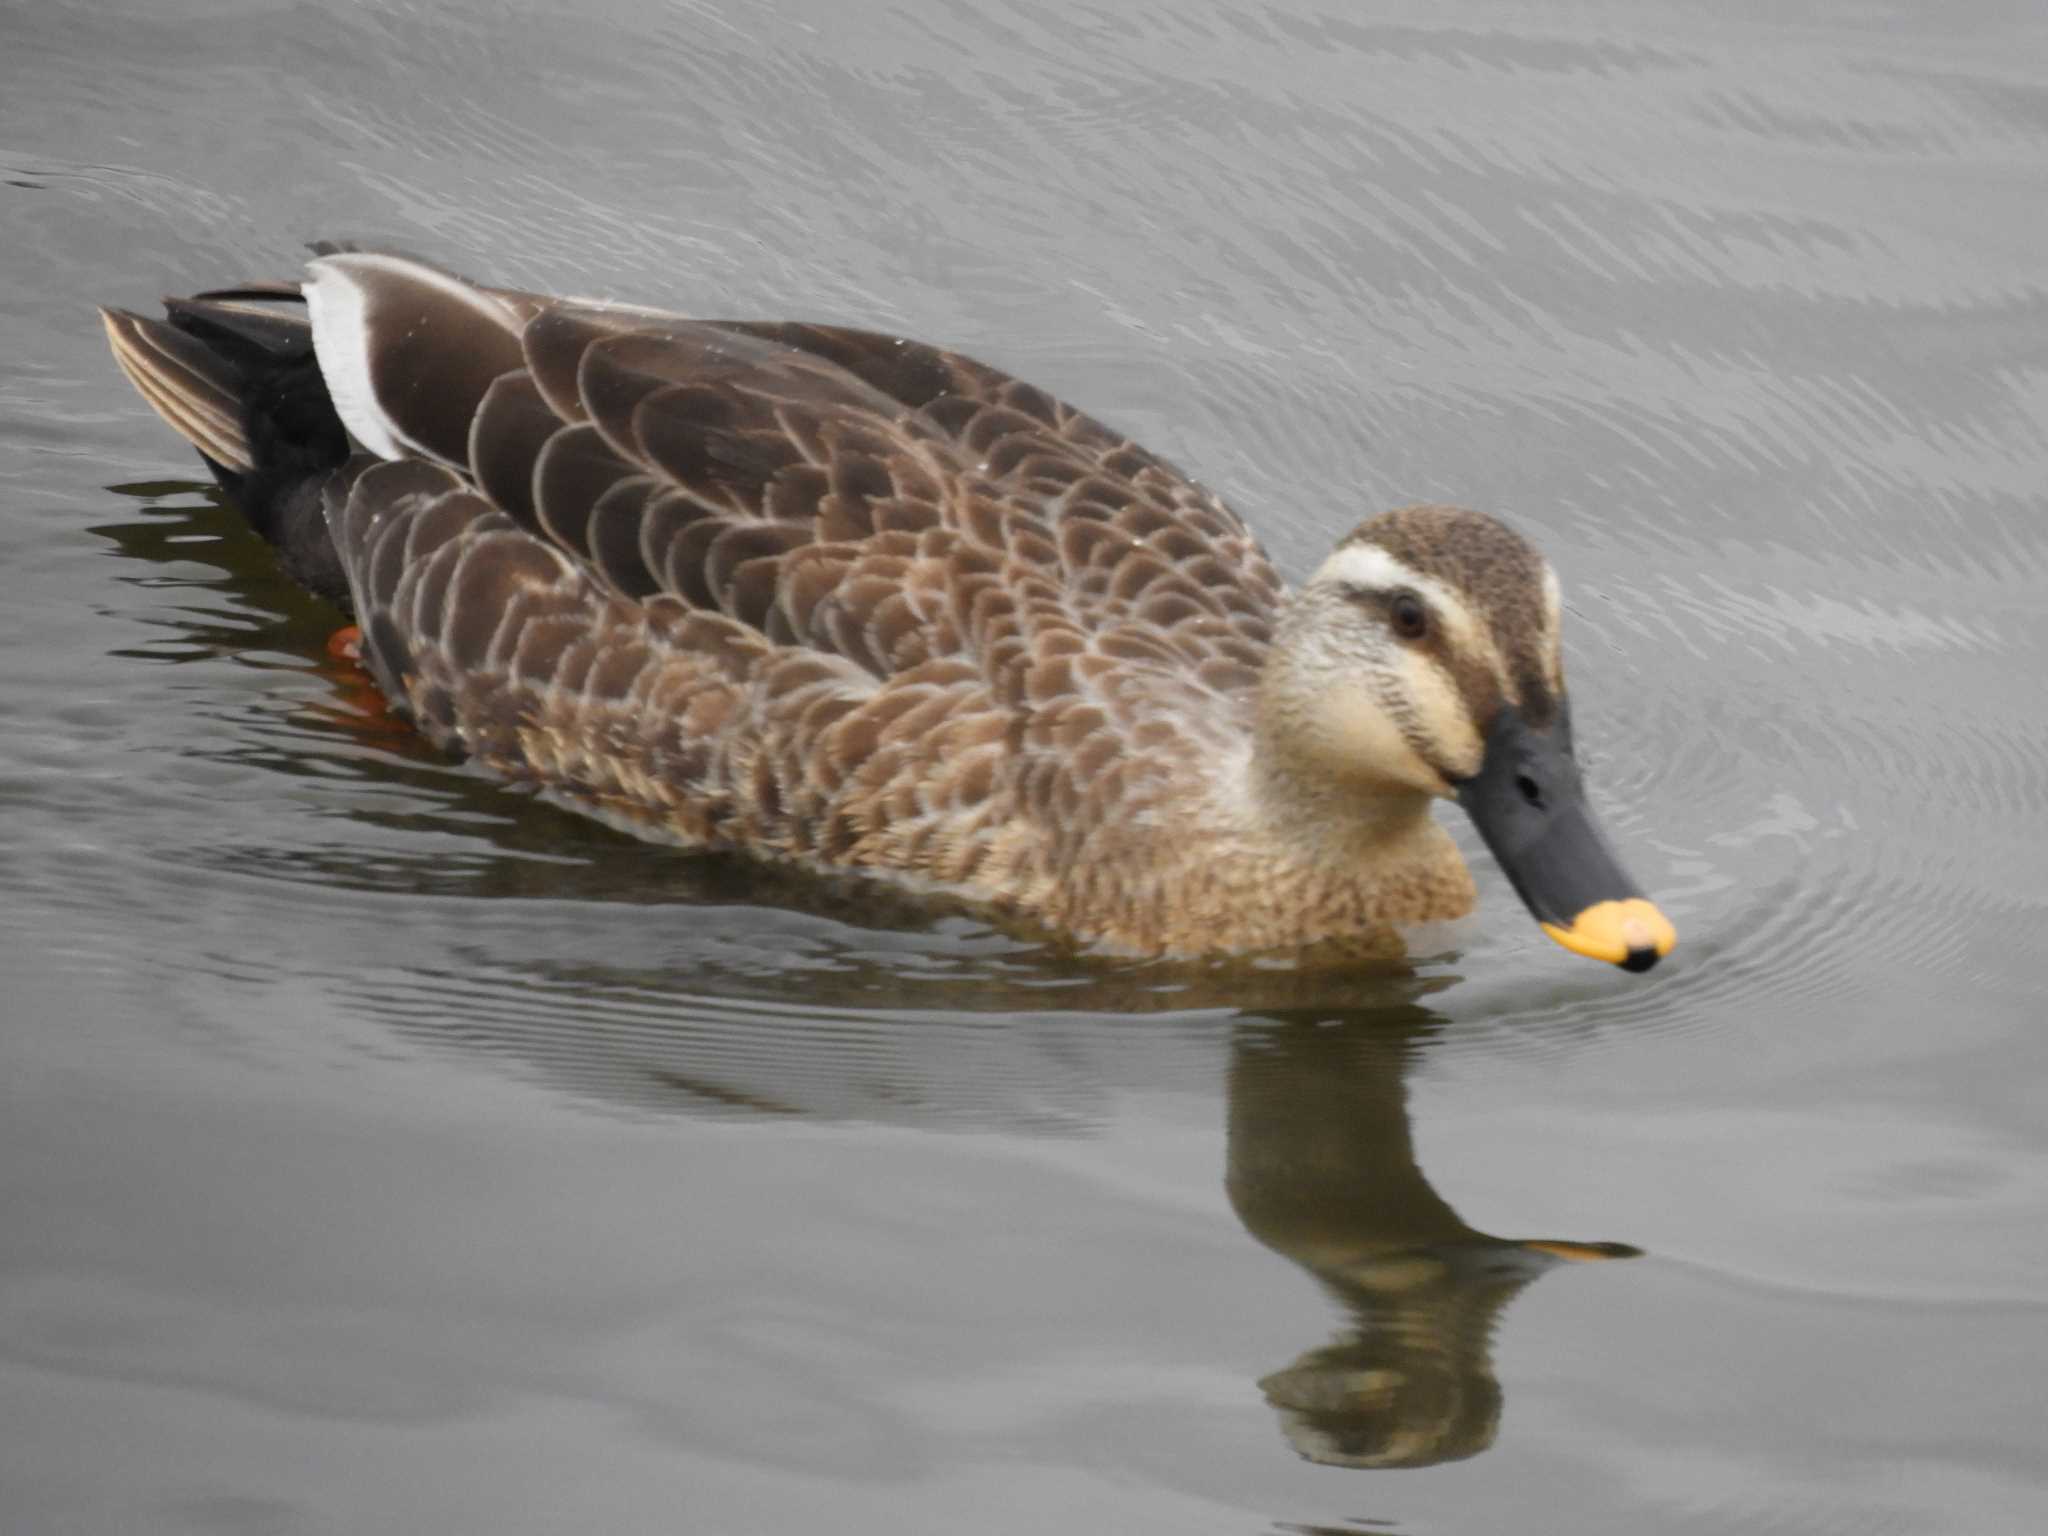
[100,251,1675,968]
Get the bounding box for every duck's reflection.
[1228,1009,1637,1468]
[351,950,1639,1473]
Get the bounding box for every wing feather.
[468,370,558,532]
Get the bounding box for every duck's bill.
[1454,705,1677,973]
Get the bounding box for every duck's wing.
[292,255,1283,912]
[314,256,1282,631]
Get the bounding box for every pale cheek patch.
[1405,651,1484,779]
[1311,542,1504,756]
[1314,682,1453,796]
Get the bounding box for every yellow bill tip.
[1520,1239,1643,1264]
[1541,898,1677,970]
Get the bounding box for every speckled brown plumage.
[101,254,1556,958]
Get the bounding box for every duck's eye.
[1389,593,1429,641]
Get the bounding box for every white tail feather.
[303,254,523,464]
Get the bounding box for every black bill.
[1454,703,1676,972]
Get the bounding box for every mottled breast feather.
[317,256,1287,945]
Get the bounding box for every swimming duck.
[101,252,1674,968]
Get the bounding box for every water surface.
[3,2,2046,1532]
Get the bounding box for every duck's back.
[150,255,1291,938]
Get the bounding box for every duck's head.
[1262,505,1676,972]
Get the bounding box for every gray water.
[4,1,2047,1531]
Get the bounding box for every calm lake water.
[4,1,2046,1531]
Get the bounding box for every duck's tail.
[100,285,355,604]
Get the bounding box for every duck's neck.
[1248,732,1470,904]
[1097,734,1474,958]
[1243,725,1441,853]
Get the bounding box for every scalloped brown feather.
[109,254,1481,956]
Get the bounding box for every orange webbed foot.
[309,623,411,742]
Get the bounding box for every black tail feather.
[104,291,355,608]
[165,293,314,363]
